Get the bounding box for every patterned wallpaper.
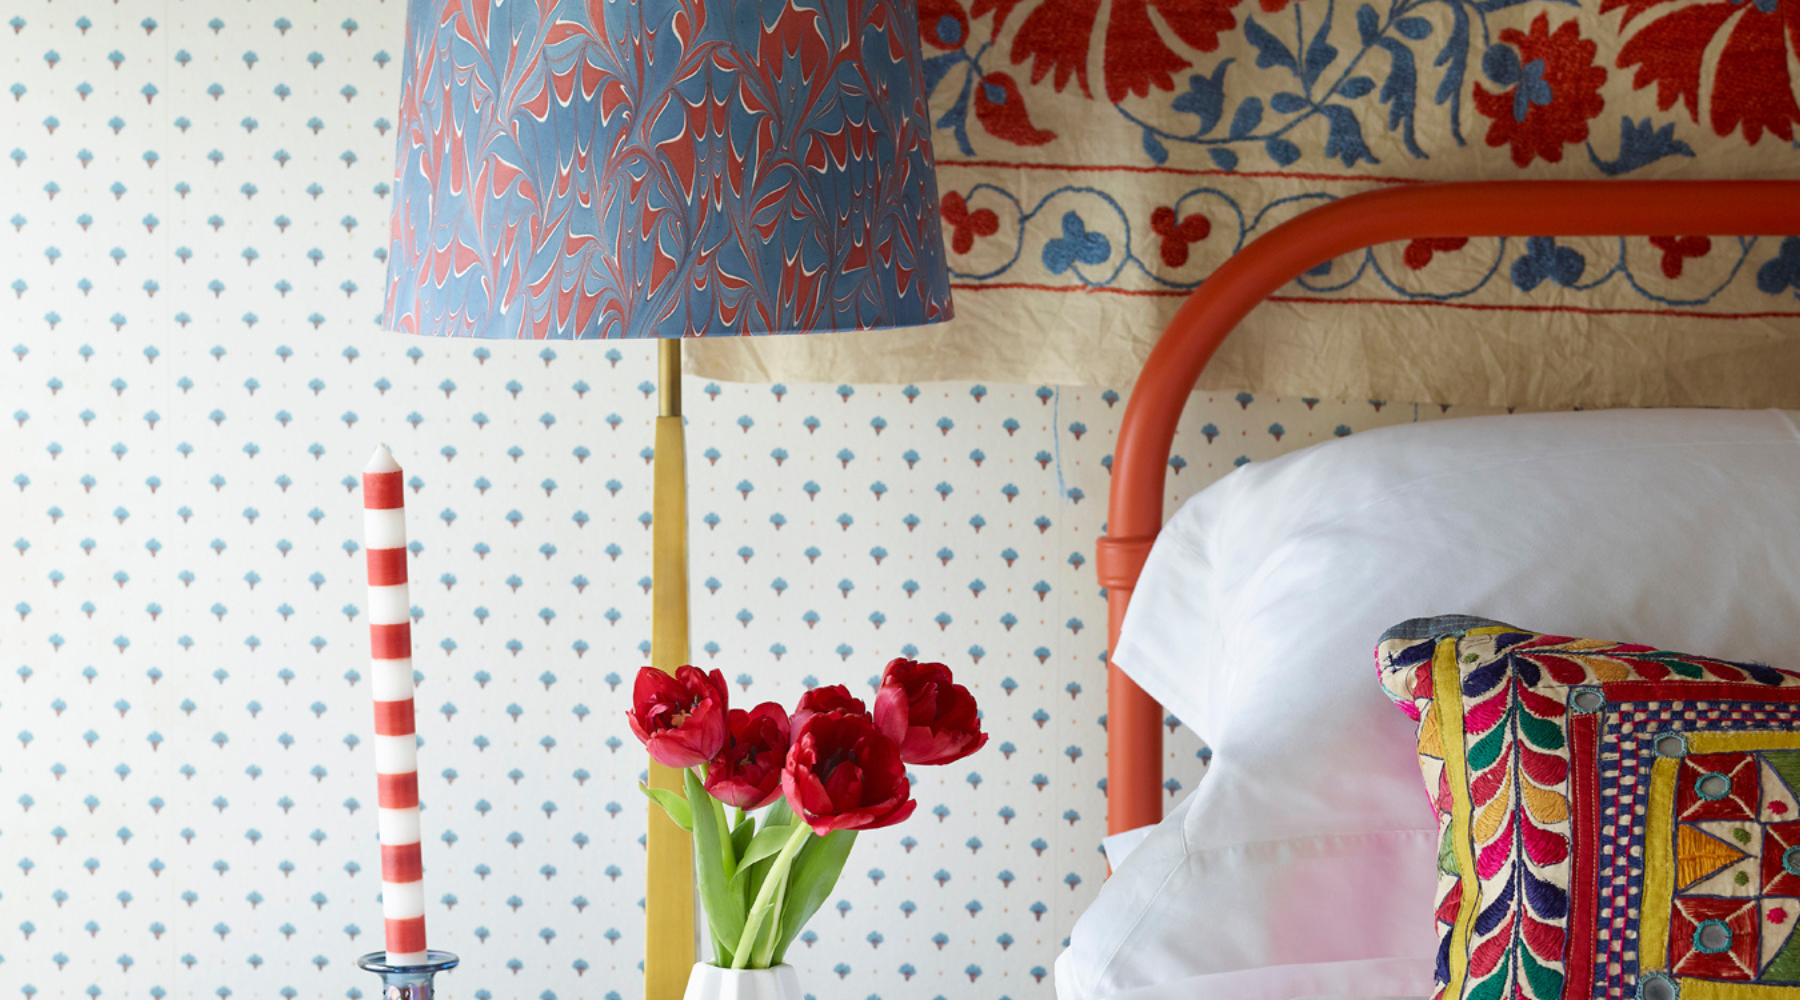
[0,3,1509,999]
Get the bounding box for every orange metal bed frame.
[1096,179,1800,836]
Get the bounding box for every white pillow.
[1059,408,1800,1000]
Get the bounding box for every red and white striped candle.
[362,444,428,966]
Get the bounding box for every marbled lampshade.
[383,0,954,339]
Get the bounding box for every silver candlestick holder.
[356,951,460,1000]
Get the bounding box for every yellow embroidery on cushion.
[1676,824,1750,890]
[1473,773,1513,844]
[1674,979,1799,1000]
[1641,755,1678,974]
[1419,704,1443,759]
[1587,659,1631,682]
[1521,780,1569,825]
[1690,732,1800,754]
[1435,634,1479,1000]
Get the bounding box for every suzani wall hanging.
[689,0,1800,406]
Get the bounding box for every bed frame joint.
[1096,535,1157,591]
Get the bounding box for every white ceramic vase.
[681,963,803,1000]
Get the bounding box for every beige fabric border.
[689,292,1800,409]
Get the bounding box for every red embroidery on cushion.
[1566,712,1600,1000]
[1677,754,1761,822]
[1762,822,1800,896]
[1670,898,1759,979]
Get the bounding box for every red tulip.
[873,658,988,766]
[704,702,791,810]
[626,665,729,769]
[782,711,916,835]
[790,684,867,732]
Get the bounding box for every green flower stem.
[730,822,812,969]
[751,863,791,968]
[712,795,735,872]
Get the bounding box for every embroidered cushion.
[1378,615,1800,1000]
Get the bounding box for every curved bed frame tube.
[1096,179,1800,836]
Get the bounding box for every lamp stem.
[659,337,682,417]
[646,338,697,1000]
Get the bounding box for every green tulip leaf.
[637,782,693,832]
[770,829,855,964]
[731,814,755,866]
[686,769,745,962]
[762,797,796,831]
[737,825,800,873]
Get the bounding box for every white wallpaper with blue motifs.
[0,4,1510,999]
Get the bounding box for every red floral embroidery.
[1648,235,1711,278]
[1007,0,1246,102]
[1473,14,1607,167]
[1606,0,1800,145]
[971,0,1025,33]
[1150,207,1211,268]
[1403,238,1470,270]
[974,73,1057,145]
[940,192,999,254]
[918,0,971,50]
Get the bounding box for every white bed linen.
[1059,408,1800,1000]
[1053,959,1428,1000]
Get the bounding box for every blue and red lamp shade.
[384,0,954,340]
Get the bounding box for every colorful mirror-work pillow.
[1377,615,1800,1000]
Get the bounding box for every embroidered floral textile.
[1379,617,1800,1000]
[1472,14,1608,167]
[690,0,1800,396]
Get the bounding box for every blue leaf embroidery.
[1512,237,1586,291]
[1141,128,1169,164]
[1243,17,1298,73]
[1270,92,1309,114]
[1229,97,1263,139]
[1356,3,1380,46]
[1172,61,1233,136]
[920,52,963,98]
[1321,106,1377,167]
[1264,136,1301,166]
[1301,3,1339,88]
[1586,117,1695,176]
[1434,1,1473,145]
[1377,38,1425,157]
[1757,237,1800,296]
[1042,213,1112,276]
[1395,16,1433,39]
